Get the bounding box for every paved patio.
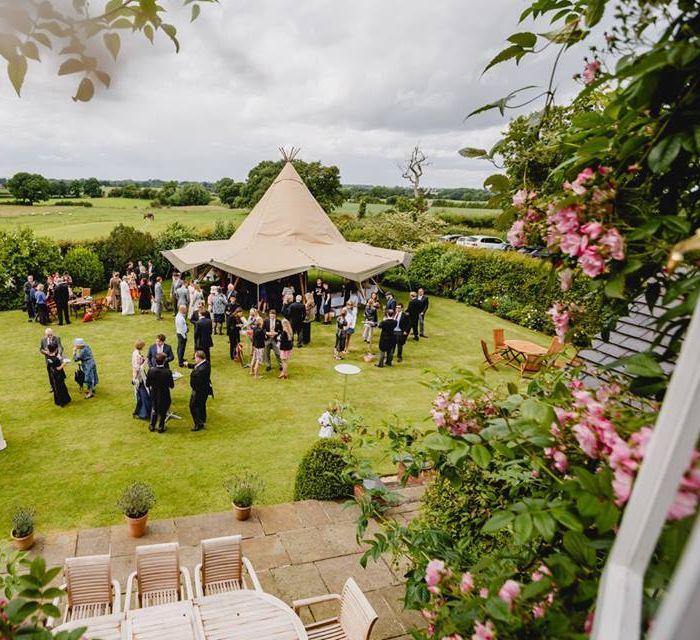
[30,484,425,640]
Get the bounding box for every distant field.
[0,198,247,241]
[0,196,500,242]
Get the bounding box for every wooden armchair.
[125,543,193,611]
[293,577,378,640]
[481,339,505,370]
[194,535,262,597]
[53,554,121,624]
[91,297,107,320]
[520,338,566,376]
[493,328,506,353]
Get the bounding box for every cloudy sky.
[1,0,593,188]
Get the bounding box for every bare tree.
[400,146,429,199]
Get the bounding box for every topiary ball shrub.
[293,439,353,501]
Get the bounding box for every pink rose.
[498,579,521,608]
[573,423,598,458]
[580,221,604,240]
[576,167,595,183]
[460,571,475,593]
[579,248,606,277]
[551,206,580,233]
[425,559,445,593]
[612,468,634,506]
[559,268,574,292]
[431,410,446,428]
[599,228,625,260]
[479,587,489,598]
[553,450,568,473]
[507,219,527,247]
[560,232,587,257]
[532,605,546,619]
[472,620,496,640]
[582,60,601,84]
[667,490,698,520]
[512,189,529,209]
[584,610,595,634]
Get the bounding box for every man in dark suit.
[53,277,70,326]
[407,291,423,341]
[376,310,398,368]
[393,303,411,363]
[263,309,283,371]
[147,334,175,369]
[187,350,212,431]
[24,275,35,321]
[417,287,430,337]
[385,292,397,314]
[194,310,214,361]
[146,352,174,433]
[288,295,306,347]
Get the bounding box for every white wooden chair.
[55,554,121,623]
[125,542,193,611]
[194,534,262,597]
[293,577,378,640]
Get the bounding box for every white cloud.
[0,0,594,187]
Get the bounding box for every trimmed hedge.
[293,439,353,501]
[62,247,104,291]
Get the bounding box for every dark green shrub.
[99,224,155,276]
[62,247,104,290]
[293,439,353,501]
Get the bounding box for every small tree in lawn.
[83,177,103,198]
[68,180,82,198]
[6,172,51,205]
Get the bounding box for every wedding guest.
[35,284,49,325]
[174,279,190,316]
[417,287,430,337]
[194,310,214,361]
[302,292,315,345]
[394,302,411,362]
[171,271,182,315]
[146,352,173,433]
[376,310,397,368]
[279,318,294,379]
[250,316,266,378]
[120,277,135,315]
[73,338,99,398]
[226,303,242,360]
[54,277,70,326]
[407,291,423,341]
[175,305,188,367]
[187,350,212,431]
[186,283,200,319]
[132,339,151,420]
[344,299,357,353]
[288,294,305,347]
[211,287,227,335]
[24,275,35,321]
[334,307,348,360]
[313,278,324,321]
[108,272,122,311]
[263,309,283,372]
[153,276,164,320]
[385,291,397,313]
[39,328,63,392]
[147,334,175,369]
[362,298,378,349]
[47,343,71,407]
[322,283,333,324]
[190,300,206,325]
[128,271,138,300]
[138,277,152,314]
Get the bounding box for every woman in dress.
[302,292,315,345]
[35,284,49,325]
[279,318,294,379]
[322,282,333,324]
[362,297,378,351]
[47,343,71,407]
[188,283,203,320]
[128,271,138,300]
[334,307,348,360]
[226,306,242,361]
[120,277,135,316]
[250,317,266,378]
[138,278,152,314]
[132,339,151,420]
[73,338,99,399]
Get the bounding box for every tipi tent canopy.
[162,161,411,284]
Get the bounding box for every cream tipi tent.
[162,161,411,284]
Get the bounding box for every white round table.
[334,363,361,402]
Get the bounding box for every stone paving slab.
[24,487,425,640]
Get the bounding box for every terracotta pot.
[126,513,148,538]
[11,530,34,551]
[397,462,433,486]
[233,504,251,521]
[352,484,365,499]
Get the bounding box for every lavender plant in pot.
[224,472,264,521]
[117,482,156,537]
[10,506,35,551]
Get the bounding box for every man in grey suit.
[175,281,189,312]
[171,272,182,315]
[153,277,164,320]
[39,328,63,392]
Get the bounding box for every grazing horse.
[143,212,155,221]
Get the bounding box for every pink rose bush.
[431,391,497,437]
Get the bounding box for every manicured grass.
[0,295,551,533]
[0,198,247,241]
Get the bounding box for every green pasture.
[0,295,550,533]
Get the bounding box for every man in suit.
[171,272,183,315]
[187,350,212,431]
[417,287,430,337]
[24,275,35,321]
[153,277,164,320]
[393,303,411,362]
[288,295,306,347]
[175,281,190,314]
[407,291,423,341]
[376,310,398,368]
[175,305,188,367]
[194,310,214,361]
[53,277,70,326]
[385,292,397,314]
[263,309,283,371]
[146,352,173,432]
[147,334,175,369]
[39,328,63,392]
[108,272,121,311]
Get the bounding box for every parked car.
[456,235,510,251]
[438,234,463,243]
[517,245,550,258]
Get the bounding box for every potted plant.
[10,506,35,550]
[224,472,264,521]
[117,482,156,537]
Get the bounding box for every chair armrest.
[124,571,137,612]
[242,557,263,592]
[112,579,122,614]
[193,562,203,598]
[292,593,341,614]
[180,566,194,600]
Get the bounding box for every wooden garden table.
[504,339,548,357]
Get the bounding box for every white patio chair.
[194,534,262,597]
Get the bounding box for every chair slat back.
[493,328,505,351]
[136,543,180,597]
[546,337,565,357]
[481,340,494,365]
[339,578,378,640]
[65,554,113,608]
[521,354,542,374]
[201,535,242,587]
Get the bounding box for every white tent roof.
[162,162,410,284]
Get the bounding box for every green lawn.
[0,295,551,533]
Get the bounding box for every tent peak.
[278,146,301,162]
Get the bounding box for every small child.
[318,403,345,438]
[334,307,348,360]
